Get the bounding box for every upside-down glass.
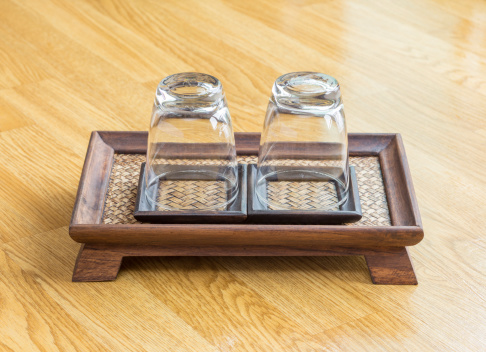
[256,72,349,210]
[144,72,238,211]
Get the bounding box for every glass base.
[255,169,349,211]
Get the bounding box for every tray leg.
[364,247,417,285]
[72,244,124,282]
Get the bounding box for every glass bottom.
[255,169,349,211]
[145,169,238,211]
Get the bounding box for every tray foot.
[70,244,418,284]
[364,247,417,285]
[72,244,124,282]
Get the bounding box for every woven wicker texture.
[102,154,391,226]
[157,180,226,210]
[266,181,338,211]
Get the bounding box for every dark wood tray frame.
[70,131,424,284]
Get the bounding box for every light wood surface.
[1,0,485,350]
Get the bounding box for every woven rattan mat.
[102,154,391,226]
[156,180,227,210]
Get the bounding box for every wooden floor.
[1,0,485,350]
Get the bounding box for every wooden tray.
[70,132,424,284]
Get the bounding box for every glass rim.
[255,169,349,211]
[145,168,239,211]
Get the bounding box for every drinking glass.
[255,72,349,211]
[144,72,239,211]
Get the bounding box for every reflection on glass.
[256,72,349,210]
[145,72,238,211]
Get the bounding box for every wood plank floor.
[1,0,485,350]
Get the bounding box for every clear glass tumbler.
[256,72,349,211]
[144,72,238,211]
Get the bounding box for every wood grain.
[1,0,485,350]
[72,244,124,282]
[71,244,417,284]
[365,247,418,285]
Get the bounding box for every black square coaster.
[134,163,247,224]
[247,164,362,224]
